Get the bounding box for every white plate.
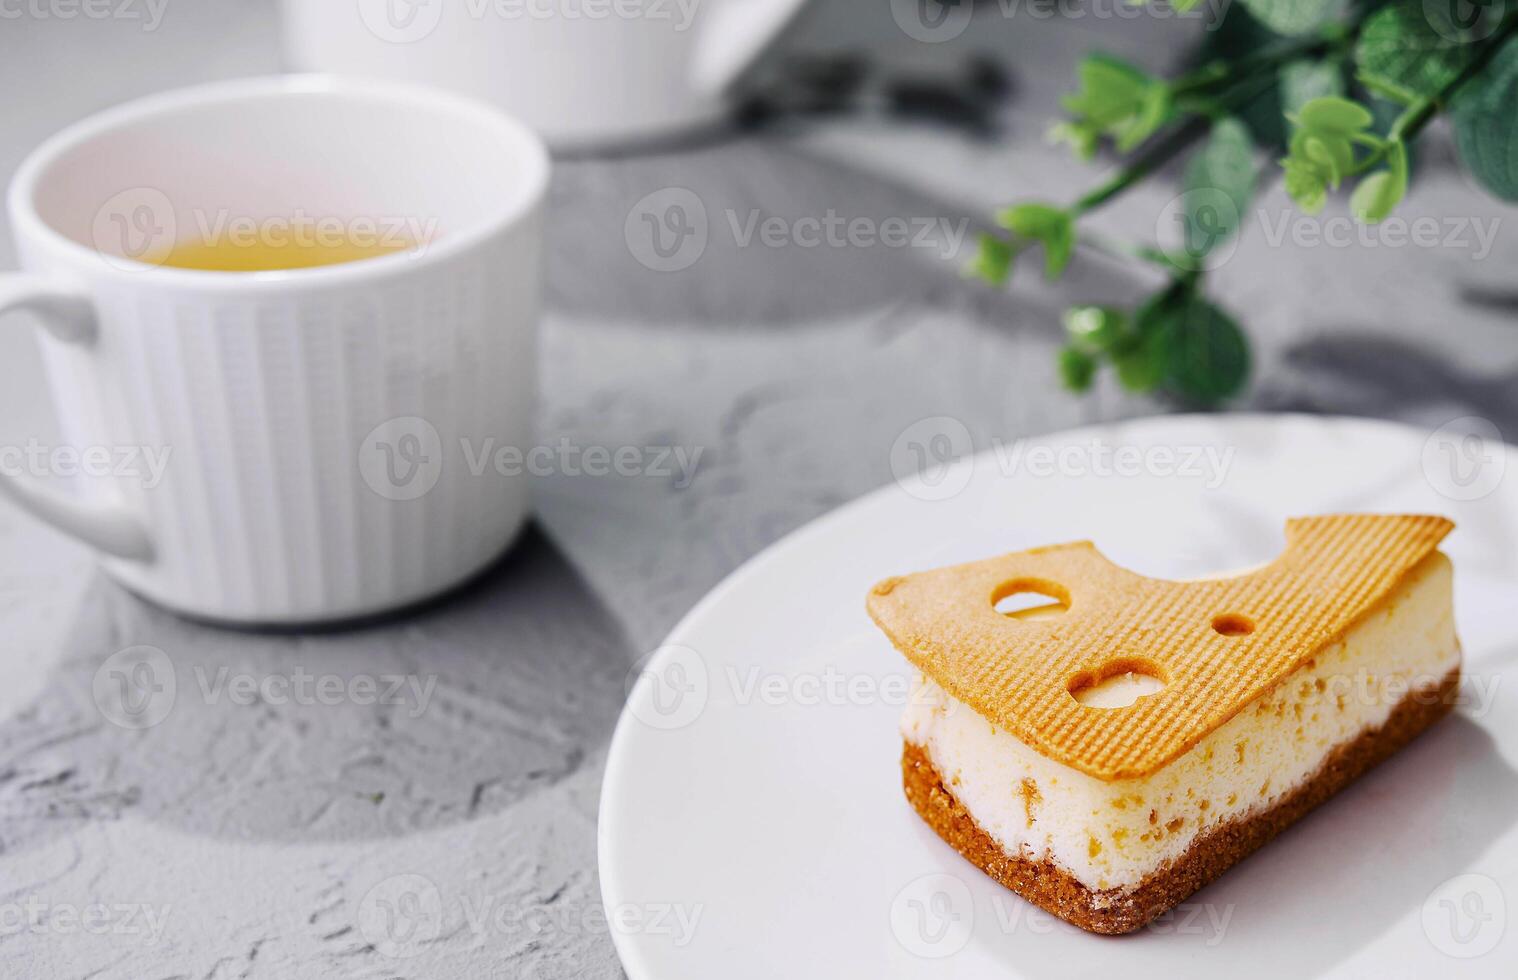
[600,414,1518,978]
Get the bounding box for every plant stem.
[1073,69,1277,217]
[1346,12,1518,177]
[1076,231,1186,274]
[1072,115,1212,215]
[1171,23,1356,98]
[1389,13,1518,143]
[1063,6,1372,220]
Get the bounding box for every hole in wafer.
[1212,614,1255,637]
[1068,658,1167,709]
[992,579,1069,620]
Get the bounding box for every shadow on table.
[0,525,634,851]
[1263,332,1518,428]
[545,137,1152,332]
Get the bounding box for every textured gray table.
[1,3,1515,978]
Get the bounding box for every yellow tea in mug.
[147,225,417,272]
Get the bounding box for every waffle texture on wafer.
[868,514,1454,781]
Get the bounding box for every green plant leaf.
[1294,95,1374,133]
[1453,37,1518,201]
[1350,140,1409,222]
[1158,294,1251,404]
[1192,5,1289,149]
[1047,120,1102,160]
[1112,327,1168,393]
[1367,96,1420,175]
[1063,54,1152,116]
[1283,155,1330,212]
[1349,172,1402,222]
[1071,285,1253,403]
[997,203,1064,238]
[1281,96,1378,214]
[967,234,1018,285]
[1237,0,1341,37]
[997,203,1076,280]
[1063,306,1127,352]
[1302,133,1353,183]
[1058,345,1098,392]
[1113,287,1185,395]
[1180,117,1259,260]
[1117,84,1173,152]
[1043,221,1075,279]
[1133,285,1184,339]
[1052,54,1170,159]
[1355,0,1496,104]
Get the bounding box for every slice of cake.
[868,514,1460,935]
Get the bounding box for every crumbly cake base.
[902,666,1460,935]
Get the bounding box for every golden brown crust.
[869,515,1454,779]
[901,666,1460,935]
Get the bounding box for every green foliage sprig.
[970,0,1518,405]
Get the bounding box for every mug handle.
[691,0,811,98]
[0,273,154,562]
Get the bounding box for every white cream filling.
[902,553,1459,894]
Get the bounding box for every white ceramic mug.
[2,76,549,625]
[280,0,810,150]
